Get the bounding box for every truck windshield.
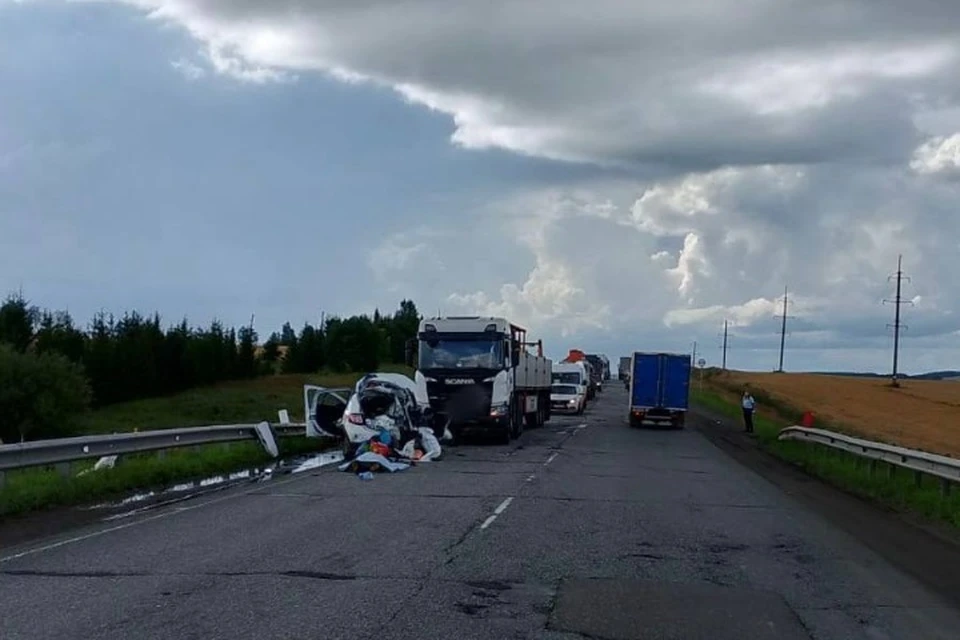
[419,339,504,369]
[553,372,581,384]
[552,384,579,395]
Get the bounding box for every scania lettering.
[406,316,552,445]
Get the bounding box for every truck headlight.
[490,403,508,417]
[567,399,578,407]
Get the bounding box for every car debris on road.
[336,374,443,477]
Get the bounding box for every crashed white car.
[305,372,449,459]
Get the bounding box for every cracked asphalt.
[2,384,960,639]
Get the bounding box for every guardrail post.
[914,471,923,488]
[887,463,895,479]
[56,462,71,479]
[0,470,5,489]
[869,459,878,476]
[941,479,952,498]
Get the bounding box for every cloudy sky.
[3,0,960,373]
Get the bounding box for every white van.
[552,362,589,403]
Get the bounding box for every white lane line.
[544,452,559,466]
[525,474,536,483]
[0,472,317,564]
[480,497,514,530]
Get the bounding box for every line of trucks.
[305,314,692,447]
[394,316,614,444]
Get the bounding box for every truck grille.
[427,380,493,422]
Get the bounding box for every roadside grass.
[76,366,413,434]
[691,386,960,529]
[1,368,416,519]
[0,435,335,519]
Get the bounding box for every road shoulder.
[691,404,960,610]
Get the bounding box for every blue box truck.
[628,352,691,428]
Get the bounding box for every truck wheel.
[512,400,524,439]
[496,421,511,444]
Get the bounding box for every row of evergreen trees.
[0,293,421,442]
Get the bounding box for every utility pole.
[773,286,795,373]
[721,320,729,371]
[691,340,698,367]
[883,255,912,388]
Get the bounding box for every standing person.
[741,389,756,433]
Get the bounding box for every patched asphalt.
[2,384,960,639]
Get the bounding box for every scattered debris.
[333,374,444,478]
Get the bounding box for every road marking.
[480,497,514,530]
[544,453,558,466]
[0,472,316,564]
[525,474,536,483]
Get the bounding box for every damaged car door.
[304,385,353,439]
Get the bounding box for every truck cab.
[406,316,551,444]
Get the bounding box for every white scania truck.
[406,316,552,444]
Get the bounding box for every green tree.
[0,344,92,443]
[0,292,37,352]
[326,315,381,372]
[280,322,297,346]
[161,319,193,393]
[236,325,258,378]
[260,332,281,374]
[389,299,421,364]
[34,310,86,363]
[299,323,325,372]
[84,311,116,406]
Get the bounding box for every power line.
[882,254,912,387]
[773,285,796,373]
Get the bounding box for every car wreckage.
[304,373,449,471]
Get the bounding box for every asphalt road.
[2,384,960,639]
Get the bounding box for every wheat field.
[713,372,960,457]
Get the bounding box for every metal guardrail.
[778,426,960,494]
[0,421,308,476]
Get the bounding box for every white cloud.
[364,157,960,370]
[102,0,960,168]
[911,134,960,176]
[170,57,205,80]
[51,1,960,370]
